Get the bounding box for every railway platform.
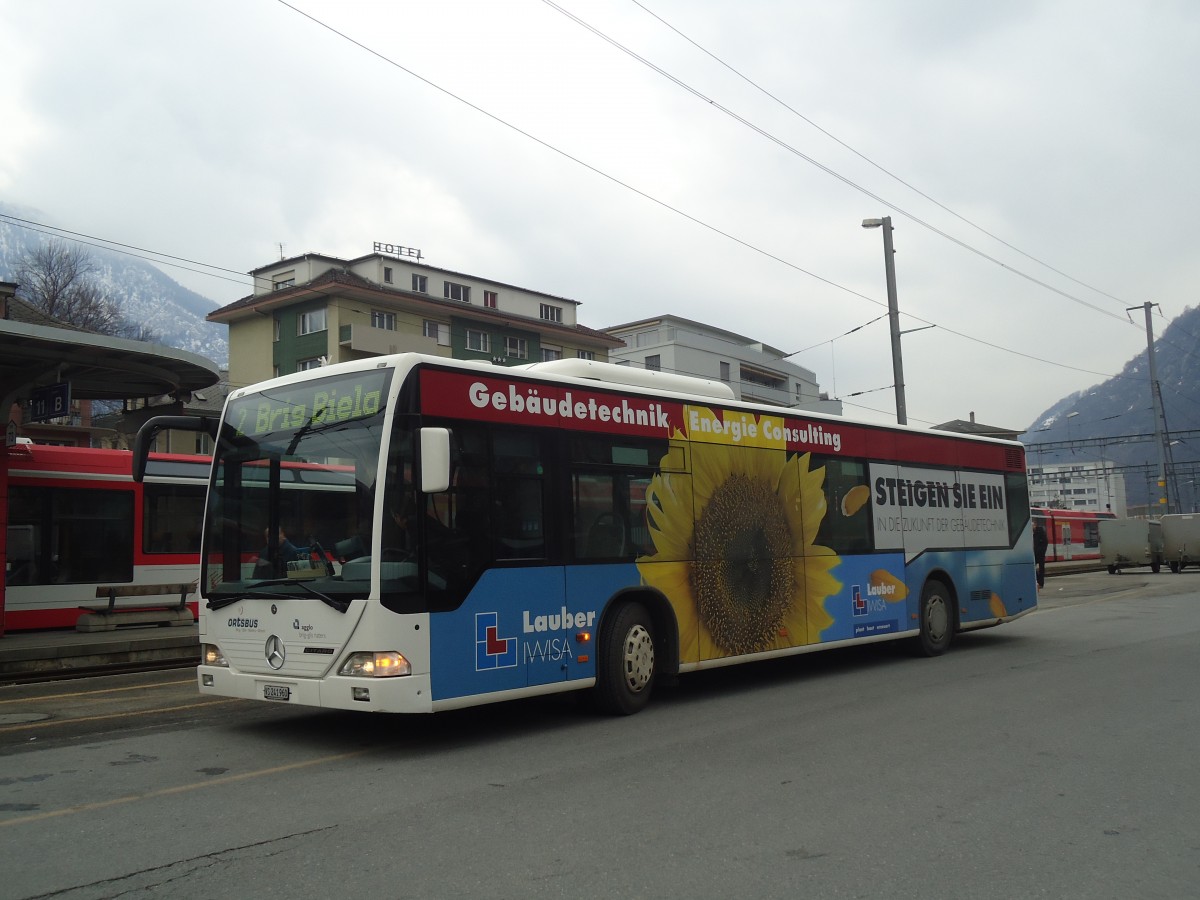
[0,622,199,682]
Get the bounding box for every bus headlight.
[339,651,411,678]
[201,644,228,667]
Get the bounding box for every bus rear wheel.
[594,602,656,715]
[917,579,954,657]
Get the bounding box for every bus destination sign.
[230,370,390,438]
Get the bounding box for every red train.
[3,444,207,630]
[1031,507,1116,562]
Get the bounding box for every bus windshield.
[203,368,393,603]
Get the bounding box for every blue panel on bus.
[429,564,641,702]
[819,553,909,642]
[430,567,571,701]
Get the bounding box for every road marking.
[0,699,238,733]
[0,749,372,827]
[0,679,195,706]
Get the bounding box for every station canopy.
[0,318,220,406]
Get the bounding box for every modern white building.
[604,315,841,414]
[1027,461,1127,516]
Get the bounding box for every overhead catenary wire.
[627,0,1138,315]
[1,214,254,289]
[785,314,888,357]
[542,0,1134,326]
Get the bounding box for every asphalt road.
[2,571,1197,899]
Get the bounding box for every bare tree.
[14,240,124,335]
[117,321,159,343]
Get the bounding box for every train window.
[144,483,206,554]
[9,486,134,585]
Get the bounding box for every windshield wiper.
[206,579,349,613]
[206,577,294,609]
[284,579,349,613]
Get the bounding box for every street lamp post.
[862,216,906,425]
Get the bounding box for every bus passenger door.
[491,430,569,688]
[494,567,569,689]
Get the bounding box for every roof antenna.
[278,242,286,260]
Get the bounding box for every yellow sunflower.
[638,442,840,663]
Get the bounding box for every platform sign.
[30,382,71,423]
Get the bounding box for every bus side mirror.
[132,415,219,481]
[420,427,451,493]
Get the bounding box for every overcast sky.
[3,0,1198,431]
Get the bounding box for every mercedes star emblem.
[265,635,286,670]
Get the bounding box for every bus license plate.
[263,684,291,701]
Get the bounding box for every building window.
[272,271,295,290]
[740,364,785,390]
[423,320,451,346]
[297,357,323,371]
[466,330,490,353]
[412,274,428,293]
[540,304,562,323]
[634,329,659,348]
[506,337,528,359]
[383,267,393,284]
[645,355,661,372]
[371,310,396,330]
[297,308,327,335]
[445,281,470,303]
[577,350,595,361]
[273,316,280,343]
[484,290,498,309]
[541,346,562,361]
[720,362,730,382]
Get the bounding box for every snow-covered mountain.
[1020,304,1200,508]
[0,202,228,367]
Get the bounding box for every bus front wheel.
[917,579,954,657]
[594,602,656,715]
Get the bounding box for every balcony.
[338,324,448,357]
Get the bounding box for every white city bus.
[135,354,1037,714]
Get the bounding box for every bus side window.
[492,431,547,559]
[575,473,623,559]
[569,435,665,562]
[812,457,873,554]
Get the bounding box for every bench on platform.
[76,582,197,632]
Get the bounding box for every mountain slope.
[1021,306,1200,508]
[0,203,228,366]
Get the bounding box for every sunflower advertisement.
[636,440,843,662]
[420,367,1021,666]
